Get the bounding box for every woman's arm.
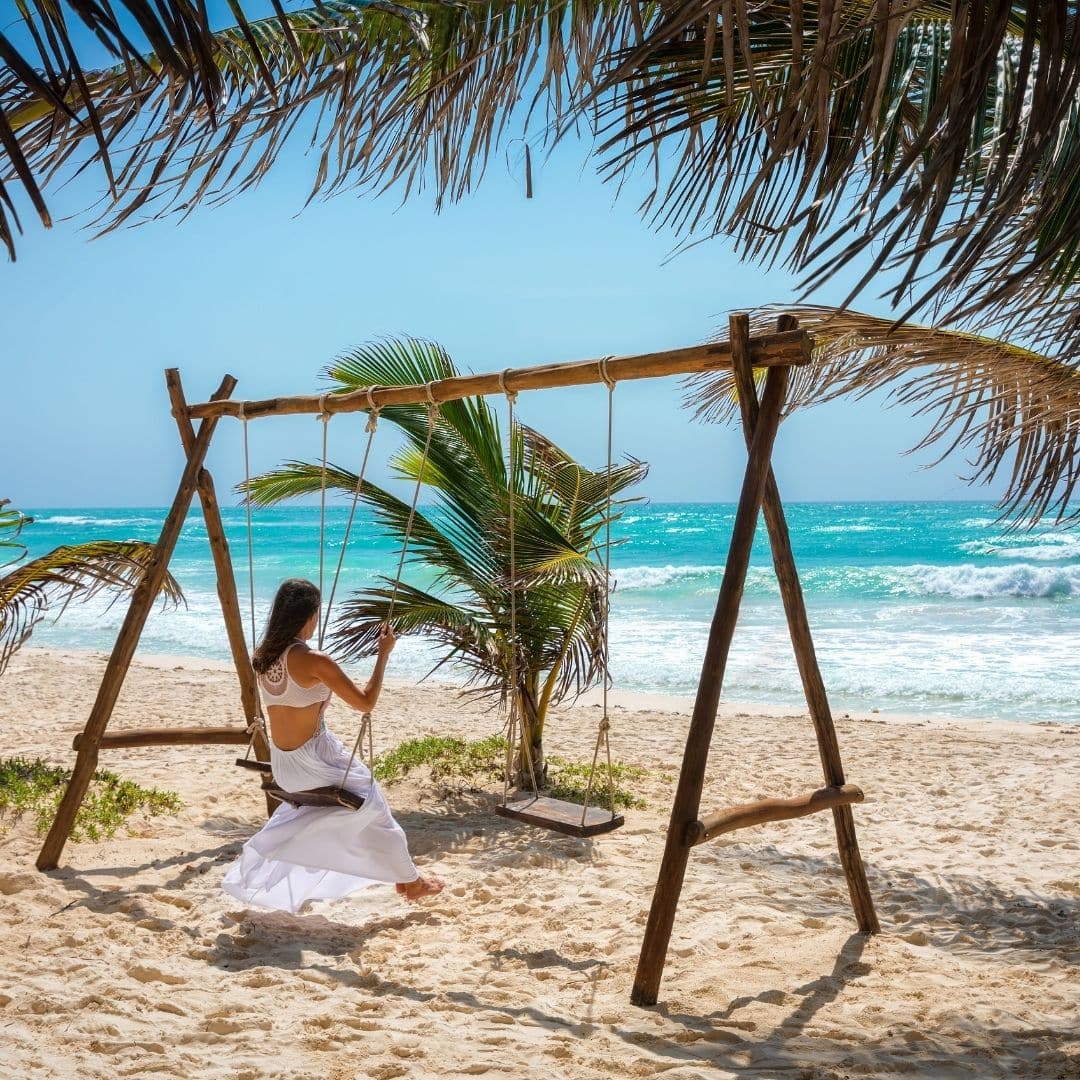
[301,625,397,713]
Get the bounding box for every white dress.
[221,643,419,914]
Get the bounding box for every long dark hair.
[252,578,321,673]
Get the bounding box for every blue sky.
[1,96,1002,509]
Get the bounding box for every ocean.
[17,503,1080,724]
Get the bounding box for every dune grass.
[372,734,648,810]
[0,756,181,842]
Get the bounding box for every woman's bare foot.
[396,875,445,901]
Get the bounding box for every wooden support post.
[36,375,236,872]
[729,313,879,934]
[165,369,275,816]
[687,785,864,846]
[74,726,252,750]
[630,363,790,1008]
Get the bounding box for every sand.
[0,647,1076,1079]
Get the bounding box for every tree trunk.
[514,673,546,789]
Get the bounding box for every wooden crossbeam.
[73,726,250,751]
[184,331,812,420]
[686,785,865,846]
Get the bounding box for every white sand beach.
[0,647,1077,1079]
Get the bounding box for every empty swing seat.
[235,758,365,811]
[497,794,624,838]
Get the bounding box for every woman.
[221,578,444,912]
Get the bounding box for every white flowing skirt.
[221,723,419,914]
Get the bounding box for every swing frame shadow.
[32,315,880,1008]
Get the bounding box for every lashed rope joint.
[364,384,381,434]
[424,381,439,427]
[598,355,617,391]
[498,368,518,405]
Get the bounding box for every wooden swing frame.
[33,313,879,1007]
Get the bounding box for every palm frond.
[684,306,1080,525]
[0,539,185,675]
[247,334,644,720]
[5,4,1076,358]
[0,499,32,568]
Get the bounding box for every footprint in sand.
[0,872,41,896]
[127,963,187,985]
[154,893,194,910]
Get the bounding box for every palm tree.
[0,500,184,675]
[3,3,1077,360]
[241,338,647,781]
[685,307,1080,525]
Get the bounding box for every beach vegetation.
[242,337,647,784]
[371,733,647,810]
[3,5,1075,361]
[0,756,181,842]
[0,500,184,675]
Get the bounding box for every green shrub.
[372,734,509,786]
[0,757,181,842]
[372,735,648,809]
[546,756,648,811]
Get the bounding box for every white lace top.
[257,642,332,708]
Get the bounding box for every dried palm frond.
[684,306,1080,527]
[0,537,185,675]
[3,3,1077,358]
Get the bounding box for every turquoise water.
[18,503,1080,723]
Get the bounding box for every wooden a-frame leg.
[165,370,276,817]
[36,375,237,872]
[729,313,879,933]
[630,364,790,1007]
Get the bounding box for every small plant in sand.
[0,757,181,842]
[372,735,647,811]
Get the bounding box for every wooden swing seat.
[234,758,365,811]
[497,794,624,838]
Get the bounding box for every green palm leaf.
[240,335,647,767]
[0,527,185,675]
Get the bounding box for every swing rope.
[317,394,332,648]
[241,404,259,663]
[337,385,440,787]
[579,357,619,825]
[388,382,439,624]
[240,403,265,760]
[499,371,541,805]
[320,386,381,645]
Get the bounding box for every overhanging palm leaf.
[0,517,185,675]
[684,306,1080,525]
[4,3,1078,360]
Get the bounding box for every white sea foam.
[35,515,154,527]
[896,563,1080,599]
[958,533,1080,562]
[813,523,899,534]
[614,564,725,590]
